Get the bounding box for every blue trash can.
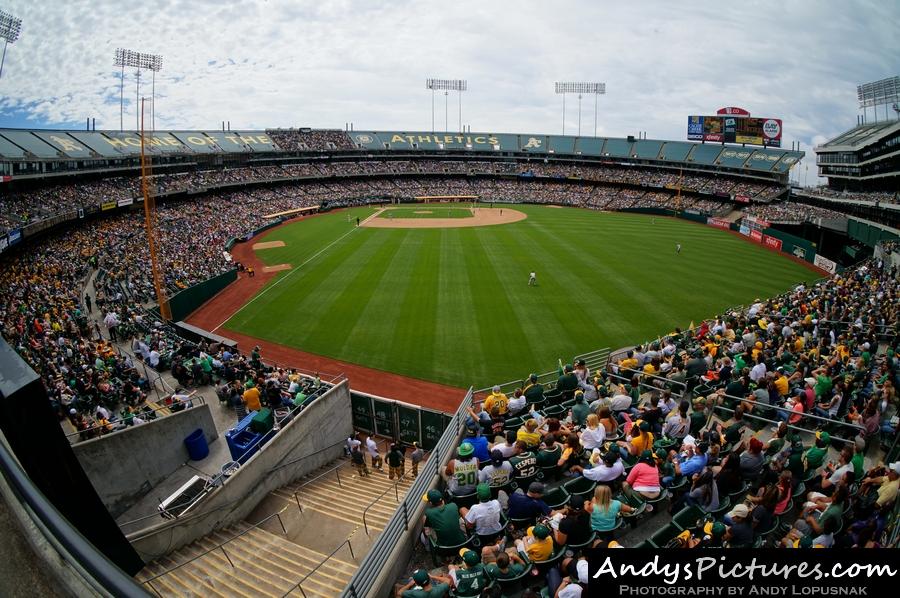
[184,428,209,461]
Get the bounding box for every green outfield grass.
[375,206,474,219]
[225,205,820,388]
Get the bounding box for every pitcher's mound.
[253,240,286,250]
[263,264,292,273]
[362,208,527,229]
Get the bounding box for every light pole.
[0,10,22,80]
[555,82,606,136]
[114,49,163,131]
[426,79,467,133]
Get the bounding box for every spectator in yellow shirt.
[484,385,509,416]
[515,524,553,561]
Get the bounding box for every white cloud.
[0,0,897,177]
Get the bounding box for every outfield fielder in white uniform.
[528,271,537,286]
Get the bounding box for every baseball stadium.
[1,5,899,598]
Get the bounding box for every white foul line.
[211,224,361,332]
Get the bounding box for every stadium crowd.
[265,128,356,151]
[0,188,321,439]
[1,160,786,233]
[799,187,899,205]
[408,259,898,595]
[742,200,846,223]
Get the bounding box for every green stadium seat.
[429,534,472,567]
[541,486,570,510]
[648,523,682,548]
[494,563,533,594]
[791,482,806,500]
[563,477,597,503]
[672,505,707,531]
[503,417,523,432]
[566,531,597,551]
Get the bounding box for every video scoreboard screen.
[687,115,782,147]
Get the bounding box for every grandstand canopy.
[814,121,900,189]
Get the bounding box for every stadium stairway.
[723,209,745,223]
[136,455,418,597]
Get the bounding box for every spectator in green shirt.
[422,490,467,546]
[398,569,451,598]
[485,551,526,580]
[571,391,591,427]
[803,432,830,471]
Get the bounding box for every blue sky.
[0,0,898,182]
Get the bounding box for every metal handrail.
[715,391,867,432]
[289,460,348,513]
[266,437,349,475]
[66,392,203,440]
[473,347,610,397]
[140,509,289,594]
[361,473,409,536]
[711,404,861,446]
[615,366,688,388]
[342,387,473,597]
[283,537,356,598]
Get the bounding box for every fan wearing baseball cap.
[448,549,489,597]
[514,524,554,561]
[398,568,452,598]
[724,503,754,547]
[860,461,900,508]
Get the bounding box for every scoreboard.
[687,115,782,147]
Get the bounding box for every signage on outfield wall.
[707,216,731,230]
[792,246,807,260]
[814,254,837,274]
[117,197,134,207]
[101,201,117,211]
[763,234,783,250]
[7,229,21,245]
[743,215,770,230]
[739,225,750,236]
[750,229,763,242]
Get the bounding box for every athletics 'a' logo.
[522,137,542,149]
[355,134,374,144]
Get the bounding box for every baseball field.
[223,204,819,388]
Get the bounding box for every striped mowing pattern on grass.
[225,205,818,388]
[375,206,475,219]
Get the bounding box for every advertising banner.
[117,197,134,207]
[687,115,782,147]
[743,215,770,229]
[739,225,750,236]
[101,201,117,211]
[8,228,21,245]
[734,194,751,203]
[0,234,7,254]
[707,216,731,230]
[750,229,763,243]
[763,234,783,250]
[814,254,837,274]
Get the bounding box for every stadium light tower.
[426,79,467,133]
[555,82,605,136]
[114,48,163,131]
[857,76,900,123]
[0,9,22,80]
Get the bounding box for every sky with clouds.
[0,0,897,180]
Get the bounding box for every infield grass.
[375,206,474,219]
[225,205,820,388]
